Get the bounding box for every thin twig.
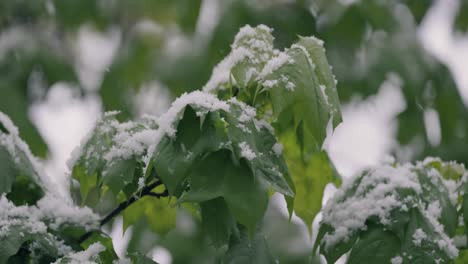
[146,190,169,198]
[78,179,168,243]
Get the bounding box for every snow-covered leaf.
[347,225,400,264]
[316,160,463,263]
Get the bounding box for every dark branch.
[146,190,169,198]
[78,179,168,243]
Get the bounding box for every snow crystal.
[258,52,292,79]
[158,91,229,136]
[262,79,278,88]
[422,203,459,258]
[412,228,427,246]
[239,142,256,161]
[53,242,105,264]
[426,200,442,220]
[244,67,258,84]
[391,256,403,264]
[253,119,274,133]
[303,36,324,47]
[290,43,315,70]
[272,143,283,156]
[237,123,252,133]
[202,46,254,92]
[319,84,329,105]
[229,98,256,122]
[137,177,145,190]
[286,82,295,91]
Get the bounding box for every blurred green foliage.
[1,0,468,263]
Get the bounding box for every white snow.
[0,111,57,195]
[391,256,403,264]
[302,36,324,47]
[0,195,75,256]
[426,200,442,220]
[103,91,230,162]
[286,81,296,91]
[229,98,256,122]
[258,52,292,79]
[262,79,279,88]
[53,242,105,264]
[321,163,421,249]
[412,228,427,246]
[0,111,19,135]
[37,194,99,231]
[272,143,283,156]
[137,177,145,190]
[203,24,275,92]
[239,141,256,161]
[320,159,460,259]
[202,46,253,92]
[319,84,329,105]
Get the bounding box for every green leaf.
[281,129,339,228]
[263,41,338,154]
[153,136,194,196]
[225,102,294,196]
[200,198,237,248]
[223,158,269,234]
[0,145,16,194]
[454,0,468,33]
[320,230,358,264]
[400,208,452,263]
[177,152,227,203]
[70,113,155,207]
[415,169,457,237]
[0,225,59,263]
[347,226,401,264]
[70,113,119,204]
[463,180,468,239]
[126,218,158,255]
[0,115,45,205]
[180,150,269,235]
[315,160,462,263]
[295,36,342,127]
[153,107,221,196]
[224,226,277,264]
[456,249,468,264]
[129,252,159,264]
[122,196,177,236]
[102,158,137,195]
[230,25,275,89]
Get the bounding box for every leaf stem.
[78,179,168,243]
